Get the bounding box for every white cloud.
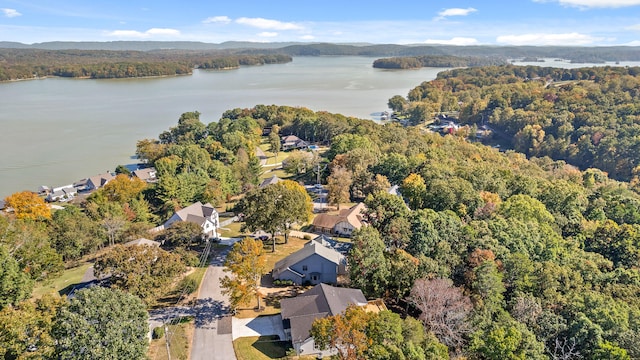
[257,32,278,37]
[202,16,231,24]
[1,8,21,18]
[436,7,477,20]
[626,24,640,30]
[300,35,315,40]
[236,17,303,30]
[106,28,180,38]
[423,37,479,45]
[496,32,601,45]
[534,0,640,7]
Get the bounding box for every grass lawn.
[233,335,292,360]
[148,316,194,360]
[219,221,245,238]
[31,262,91,299]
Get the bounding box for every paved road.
[190,247,236,360]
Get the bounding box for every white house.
[164,201,219,239]
[46,185,77,202]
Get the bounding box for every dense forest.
[395,64,640,183]
[372,55,507,69]
[0,49,291,80]
[3,41,640,62]
[3,93,640,357]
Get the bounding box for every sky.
[1,0,640,46]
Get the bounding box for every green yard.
[31,262,92,299]
[233,336,292,360]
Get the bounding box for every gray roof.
[124,238,161,247]
[133,167,157,181]
[175,201,216,223]
[273,241,344,279]
[259,175,282,188]
[280,284,367,344]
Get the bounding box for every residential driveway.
[190,247,237,360]
[232,315,286,340]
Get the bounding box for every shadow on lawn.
[251,335,292,359]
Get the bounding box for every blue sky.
[1,0,640,46]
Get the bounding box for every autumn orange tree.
[4,191,51,220]
[99,174,146,203]
[220,237,268,310]
[310,305,372,360]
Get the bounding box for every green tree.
[326,166,353,210]
[347,227,389,298]
[155,221,203,249]
[220,237,268,310]
[49,206,103,261]
[388,95,408,112]
[94,245,185,303]
[238,180,312,251]
[53,287,149,360]
[0,245,33,308]
[0,294,64,359]
[268,124,281,164]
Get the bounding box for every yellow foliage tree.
[4,191,51,220]
[100,174,147,203]
[220,237,268,310]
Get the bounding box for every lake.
[0,56,446,197]
[2,56,639,198]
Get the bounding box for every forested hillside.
[2,99,640,357]
[372,55,507,69]
[397,65,640,183]
[0,49,291,80]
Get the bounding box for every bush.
[177,276,198,295]
[273,279,295,287]
[173,248,201,267]
[152,326,165,339]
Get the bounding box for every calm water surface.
[2,56,638,197]
[0,56,445,197]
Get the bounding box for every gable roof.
[273,241,344,279]
[312,202,367,230]
[124,238,161,247]
[132,167,157,182]
[87,172,115,189]
[280,284,367,344]
[174,201,216,222]
[259,175,282,188]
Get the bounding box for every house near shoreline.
[311,202,367,237]
[133,167,157,183]
[163,201,219,239]
[281,135,309,151]
[272,240,346,286]
[46,185,77,202]
[280,283,384,356]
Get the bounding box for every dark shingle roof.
[280,284,366,344]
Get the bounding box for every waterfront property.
[164,201,220,239]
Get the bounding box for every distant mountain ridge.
[2,41,640,62]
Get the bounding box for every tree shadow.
[194,297,228,328]
[251,336,292,359]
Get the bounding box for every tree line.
[394,64,640,182]
[2,101,640,357]
[0,49,291,81]
[372,55,507,69]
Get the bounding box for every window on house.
[302,265,308,271]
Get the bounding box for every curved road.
[190,247,237,360]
